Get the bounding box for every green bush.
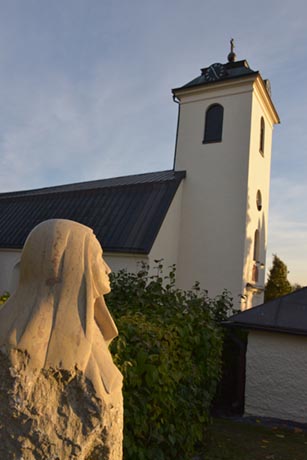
[108,262,231,460]
[0,265,231,459]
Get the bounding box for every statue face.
[92,238,112,296]
[97,256,111,295]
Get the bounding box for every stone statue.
[0,219,123,460]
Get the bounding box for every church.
[0,46,279,309]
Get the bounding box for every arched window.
[253,229,260,262]
[203,104,224,143]
[259,117,265,154]
[252,264,259,283]
[256,190,262,211]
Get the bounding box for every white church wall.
[175,79,255,303]
[243,81,276,308]
[148,182,183,281]
[103,253,148,275]
[245,330,307,424]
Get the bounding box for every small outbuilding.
[224,288,307,424]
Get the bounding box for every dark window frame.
[256,190,262,211]
[203,104,224,144]
[259,117,265,155]
[253,229,260,262]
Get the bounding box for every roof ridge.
[0,170,186,198]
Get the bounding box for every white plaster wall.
[103,253,148,274]
[245,331,307,424]
[243,82,276,308]
[174,79,254,303]
[174,76,278,309]
[0,249,21,294]
[148,183,183,280]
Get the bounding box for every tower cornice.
[253,75,280,125]
[172,75,256,102]
[173,73,280,125]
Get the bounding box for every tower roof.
[172,57,279,124]
[172,59,258,93]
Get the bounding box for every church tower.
[172,42,280,309]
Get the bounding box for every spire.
[227,38,237,62]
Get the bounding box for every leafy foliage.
[107,262,232,460]
[264,254,292,302]
[0,264,232,459]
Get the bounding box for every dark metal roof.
[223,287,307,336]
[0,170,186,254]
[172,60,258,93]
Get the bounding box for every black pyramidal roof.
[0,170,186,254]
[223,287,307,336]
[172,60,258,93]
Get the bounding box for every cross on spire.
[228,38,237,62]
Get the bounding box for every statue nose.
[104,261,111,275]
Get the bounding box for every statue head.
[0,219,122,396]
[19,218,111,297]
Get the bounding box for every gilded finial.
[228,38,236,62]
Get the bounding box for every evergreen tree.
[264,254,292,302]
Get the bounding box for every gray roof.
[0,170,186,254]
[224,288,307,336]
[172,60,258,93]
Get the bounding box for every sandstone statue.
[0,219,123,460]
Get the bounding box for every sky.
[0,0,305,284]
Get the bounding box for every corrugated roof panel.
[0,170,186,254]
[127,182,177,251]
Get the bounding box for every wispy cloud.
[267,178,307,284]
[0,0,305,283]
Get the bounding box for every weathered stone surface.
[0,220,123,399]
[0,348,123,460]
[0,220,123,460]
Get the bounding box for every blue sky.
[0,0,306,284]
